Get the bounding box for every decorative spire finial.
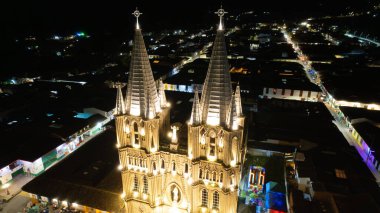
[132,8,142,30]
[215,4,228,30]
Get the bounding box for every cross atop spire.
[215,4,228,30]
[132,8,142,30]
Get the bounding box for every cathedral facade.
[115,8,246,213]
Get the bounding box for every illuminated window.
[133,123,139,146]
[212,191,219,209]
[201,189,208,207]
[133,175,139,191]
[143,176,148,194]
[184,163,189,174]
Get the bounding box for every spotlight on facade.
[120,192,126,199]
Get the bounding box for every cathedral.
[114,7,246,213]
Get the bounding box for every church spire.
[115,83,126,115]
[227,93,238,130]
[235,83,243,117]
[132,7,142,30]
[190,87,201,125]
[158,78,167,108]
[215,4,228,31]
[200,7,232,127]
[125,9,160,119]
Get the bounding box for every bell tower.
[187,5,246,213]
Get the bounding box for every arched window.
[184,163,189,174]
[205,170,209,180]
[212,191,219,209]
[151,136,155,150]
[133,123,139,146]
[172,161,176,172]
[219,172,223,183]
[153,162,157,171]
[201,189,208,207]
[210,137,216,156]
[212,172,216,182]
[230,174,235,186]
[199,168,203,179]
[133,175,139,191]
[143,176,148,194]
[161,159,165,169]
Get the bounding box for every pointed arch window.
[199,168,203,179]
[150,136,155,150]
[143,176,148,194]
[205,170,209,180]
[212,172,216,182]
[201,189,208,207]
[161,159,165,170]
[210,137,216,156]
[212,191,219,209]
[153,162,157,171]
[219,172,223,183]
[133,175,139,191]
[172,161,176,172]
[133,123,139,147]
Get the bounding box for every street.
[282,27,380,184]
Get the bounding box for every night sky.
[0,0,373,35]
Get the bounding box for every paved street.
[0,193,30,213]
[283,28,380,184]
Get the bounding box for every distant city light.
[76,32,86,37]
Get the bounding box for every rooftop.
[22,129,123,212]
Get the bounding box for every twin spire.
[191,5,243,130]
[116,7,242,129]
[115,8,166,119]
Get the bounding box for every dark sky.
[0,0,373,35]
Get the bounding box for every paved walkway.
[0,175,34,201]
[0,193,30,213]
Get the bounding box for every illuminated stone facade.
[115,8,245,213]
